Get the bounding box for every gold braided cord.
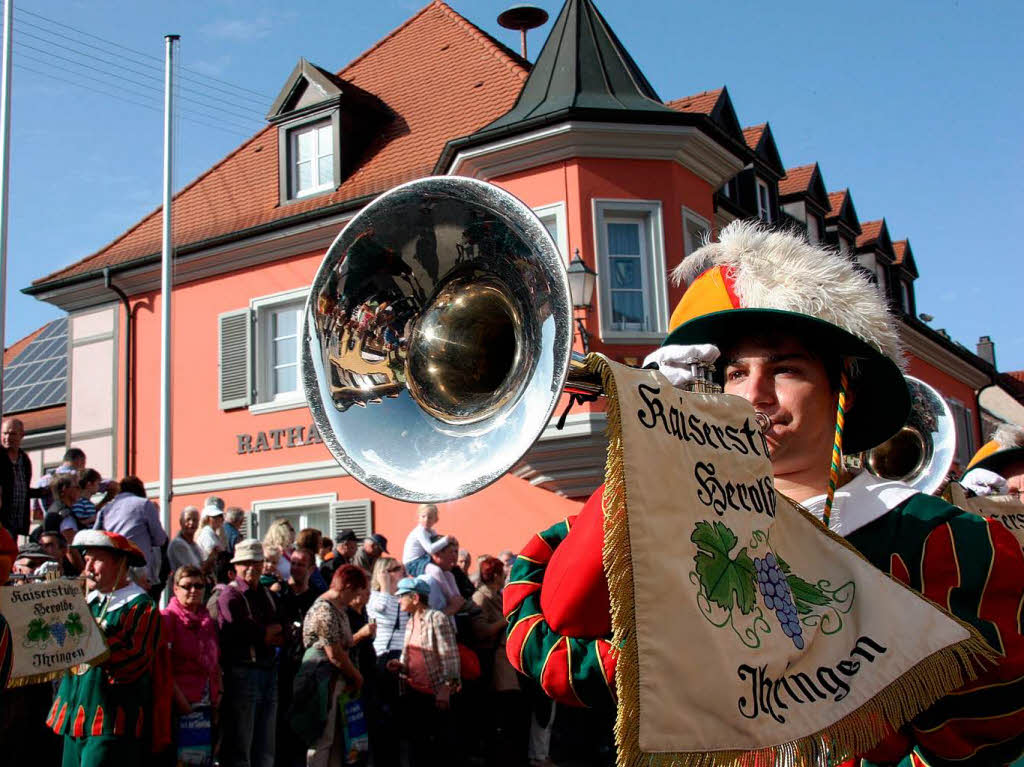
[822,364,850,530]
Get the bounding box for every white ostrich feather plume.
[993,423,1024,450]
[670,220,906,370]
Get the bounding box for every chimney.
[977,335,996,367]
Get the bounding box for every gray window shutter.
[330,500,372,540]
[219,309,252,409]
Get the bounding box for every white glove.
[961,467,1009,497]
[642,344,720,389]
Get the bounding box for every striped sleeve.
[103,598,161,684]
[504,512,618,708]
[856,495,1024,767]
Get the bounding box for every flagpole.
[159,34,178,547]
[0,0,14,411]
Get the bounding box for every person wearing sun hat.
[502,221,1024,767]
[217,538,286,767]
[46,529,164,766]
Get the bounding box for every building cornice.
[901,321,992,389]
[512,411,607,498]
[448,121,745,188]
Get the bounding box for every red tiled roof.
[827,189,848,218]
[666,87,722,115]
[893,239,908,265]
[742,123,766,151]
[1007,371,1024,385]
[33,1,529,287]
[3,324,45,366]
[778,164,816,197]
[856,219,884,248]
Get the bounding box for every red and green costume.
[504,484,1024,765]
[47,582,162,766]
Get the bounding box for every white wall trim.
[252,492,338,514]
[143,458,348,496]
[448,121,744,187]
[71,331,116,345]
[248,398,309,416]
[591,197,668,343]
[250,286,310,311]
[532,201,569,260]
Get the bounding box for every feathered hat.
[966,423,1024,476]
[664,220,909,455]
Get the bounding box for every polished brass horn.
[852,375,956,496]
[302,176,600,503]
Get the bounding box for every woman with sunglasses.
[162,564,222,764]
[365,556,410,767]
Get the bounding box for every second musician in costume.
[48,530,164,767]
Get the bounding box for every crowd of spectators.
[0,420,607,767]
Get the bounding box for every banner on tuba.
[590,356,992,767]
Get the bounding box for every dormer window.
[268,58,388,206]
[756,179,772,223]
[290,120,335,198]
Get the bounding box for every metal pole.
[0,0,14,412]
[159,35,178,543]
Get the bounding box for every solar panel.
[3,317,68,414]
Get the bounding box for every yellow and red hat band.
[668,266,741,335]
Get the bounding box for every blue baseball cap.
[396,577,430,597]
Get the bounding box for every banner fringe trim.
[585,354,999,767]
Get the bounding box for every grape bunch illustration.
[753,553,804,650]
[49,622,68,647]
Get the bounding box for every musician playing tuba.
[504,221,1024,767]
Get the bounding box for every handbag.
[457,642,481,681]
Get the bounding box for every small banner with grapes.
[1,578,108,687]
[587,355,992,767]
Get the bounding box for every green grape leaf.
[27,618,49,642]
[692,521,757,614]
[773,552,830,611]
[66,613,84,636]
[787,573,832,610]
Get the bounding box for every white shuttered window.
[218,288,309,412]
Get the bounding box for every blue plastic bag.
[339,690,369,764]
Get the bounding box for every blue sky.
[5,0,1023,369]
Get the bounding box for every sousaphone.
[302,176,582,502]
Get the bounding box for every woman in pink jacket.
[162,565,222,719]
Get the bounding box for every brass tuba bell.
[851,375,957,495]
[302,176,588,503]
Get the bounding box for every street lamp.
[566,249,597,353]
